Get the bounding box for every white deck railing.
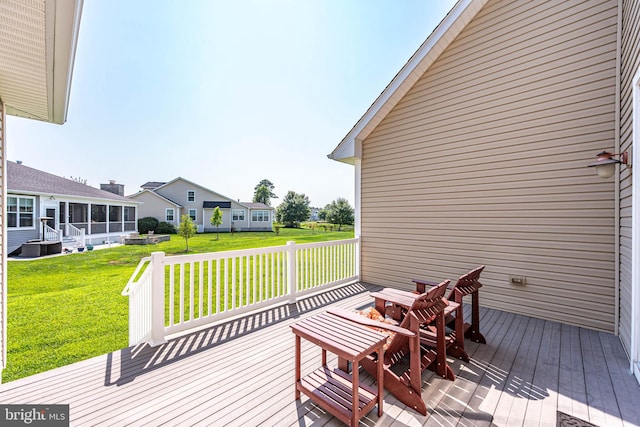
[122,238,359,346]
[66,223,86,247]
[43,224,61,242]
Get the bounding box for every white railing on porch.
[66,223,86,247]
[43,224,61,242]
[121,238,359,346]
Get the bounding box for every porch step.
[62,238,81,248]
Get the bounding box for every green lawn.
[6,228,353,382]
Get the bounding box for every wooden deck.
[1,282,639,426]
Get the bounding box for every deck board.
[0,281,639,426]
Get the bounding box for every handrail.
[121,238,360,347]
[67,223,86,246]
[121,256,152,296]
[43,224,61,242]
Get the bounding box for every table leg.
[374,296,386,315]
[338,357,350,372]
[295,335,301,400]
[377,344,384,417]
[351,358,358,427]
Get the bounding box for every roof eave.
[4,0,83,124]
[50,0,84,124]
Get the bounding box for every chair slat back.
[449,265,484,300]
[385,280,450,356]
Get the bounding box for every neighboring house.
[0,0,83,381]
[127,177,273,232]
[6,161,140,253]
[330,0,640,384]
[309,207,321,221]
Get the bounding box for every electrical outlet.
[509,275,526,286]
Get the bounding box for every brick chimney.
[101,180,124,196]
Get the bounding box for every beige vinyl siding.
[360,0,618,331]
[1,99,5,374]
[618,0,640,355]
[131,192,177,225]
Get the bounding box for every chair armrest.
[327,308,415,337]
[370,290,418,309]
[412,279,440,293]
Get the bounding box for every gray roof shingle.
[7,161,133,202]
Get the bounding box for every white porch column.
[354,157,362,280]
[87,202,92,235]
[65,203,69,236]
[1,99,7,381]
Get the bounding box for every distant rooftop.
[141,181,166,190]
[242,202,272,209]
[7,161,132,202]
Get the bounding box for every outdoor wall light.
[588,150,629,179]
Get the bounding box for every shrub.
[138,217,159,234]
[156,221,176,234]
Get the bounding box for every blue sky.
[7,0,457,208]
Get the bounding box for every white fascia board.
[9,190,139,206]
[50,0,84,124]
[328,0,487,163]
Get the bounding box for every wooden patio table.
[291,310,388,427]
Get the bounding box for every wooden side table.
[291,311,387,426]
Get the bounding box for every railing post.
[150,251,167,346]
[287,241,297,303]
[355,237,360,281]
[80,229,86,247]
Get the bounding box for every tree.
[253,179,278,206]
[325,198,354,231]
[276,191,311,228]
[210,206,223,240]
[68,176,88,185]
[178,215,196,252]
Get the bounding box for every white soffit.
[328,0,488,164]
[0,0,83,124]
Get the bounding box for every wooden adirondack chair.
[329,279,451,416]
[414,265,486,345]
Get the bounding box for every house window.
[123,206,135,222]
[232,209,245,221]
[251,210,270,222]
[166,208,175,222]
[189,209,197,221]
[7,196,35,228]
[109,206,122,222]
[187,191,195,202]
[91,204,107,222]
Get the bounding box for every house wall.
[156,181,232,227]
[132,192,177,226]
[7,192,40,254]
[360,0,619,331]
[202,201,249,232]
[248,209,274,231]
[619,0,640,355]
